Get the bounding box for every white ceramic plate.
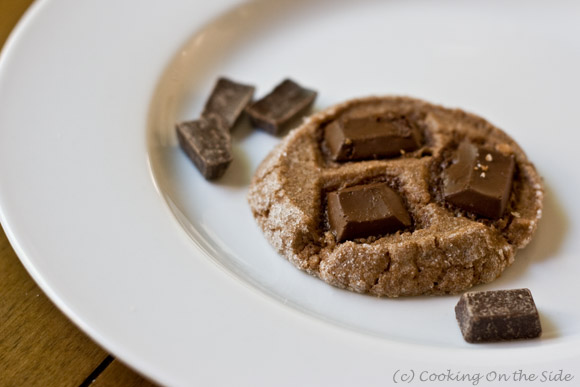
[1,0,579,385]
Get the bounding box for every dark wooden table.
[1,1,158,385]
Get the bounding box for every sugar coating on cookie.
[248,96,543,297]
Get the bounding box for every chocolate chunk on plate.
[176,117,232,180]
[246,79,317,135]
[324,114,422,161]
[443,140,515,218]
[201,77,255,131]
[455,288,542,343]
[327,182,411,242]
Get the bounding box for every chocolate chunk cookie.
[248,96,543,297]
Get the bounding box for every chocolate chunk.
[176,117,232,180]
[246,79,317,134]
[455,289,542,343]
[201,77,255,131]
[443,140,515,218]
[327,182,411,242]
[324,114,422,161]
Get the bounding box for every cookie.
[248,96,543,297]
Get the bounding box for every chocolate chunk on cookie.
[246,79,317,134]
[248,96,543,297]
[327,182,411,242]
[324,114,422,161]
[455,288,542,343]
[443,140,515,218]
